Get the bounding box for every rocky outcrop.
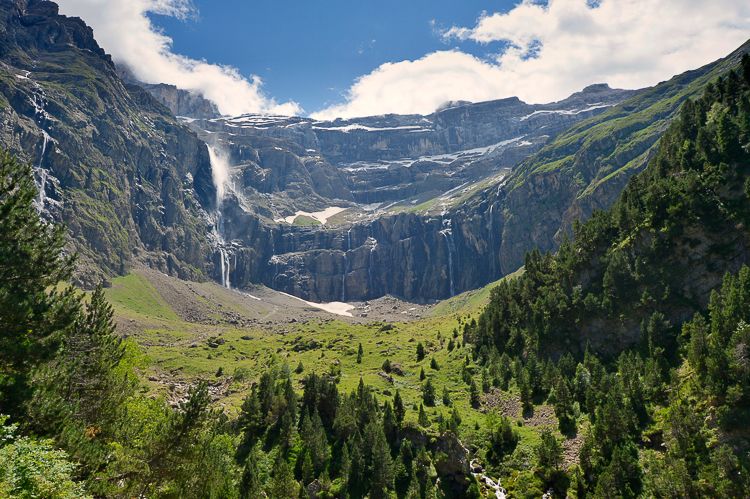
[0,0,216,286]
[117,65,221,120]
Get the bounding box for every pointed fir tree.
[393,389,406,424]
[469,379,480,408]
[442,386,452,407]
[418,403,430,427]
[369,424,395,499]
[416,342,425,361]
[0,149,79,405]
[419,367,426,381]
[357,342,363,363]
[422,378,436,406]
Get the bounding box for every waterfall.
[341,252,348,302]
[207,142,232,289]
[440,218,456,297]
[471,459,506,499]
[219,248,231,289]
[489,204,496,276]
[368,237,378,296]
[207,143,231,210]
[33,132,50,213]
[347,228,352,251]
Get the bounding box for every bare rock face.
[0,0,216,286]
[117,65,221,120]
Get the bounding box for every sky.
[53,0,750,120]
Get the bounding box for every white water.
[368,237,377,295]
[347,228,352,251]
[489,205,496,276]
[440,218,456,297]
[470,459,506,499]
[207,143,233,289]
[207,144,231,210]
[341,252,348,302]
[33,132,50,213]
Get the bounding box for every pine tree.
[393,389,405,424]
[442,386,452,407]
[416,342,425,361]
[422,378,436,406]
[469,379,480,408]
[340,442,351,488]
[239,444,265,499]
[357,342,363,363]
[369,425,394,499]
[0,150,79,406]
[418,403,430,427]
[270,457,299,498]
[382,358,392,373]
[448,407,461,434]
[535,429,564,471]
[518,369,533,412]
[553,377,575,432]
[301,450,314,485]
[430,357,439,370]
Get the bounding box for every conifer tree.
[442,386,452,407]
[416,342,425,361]
[369,425,394,499]
[422,378,436,406]
[418,403,429,427]
[393,389,406,424]
[0,150,79,407]
[340,442,351,488]
[357,342,363,363]
[469,379,480,408]
[239,444,265,499]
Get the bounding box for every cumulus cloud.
[313,0,750,120]
[55,0,302,116]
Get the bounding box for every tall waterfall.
[207,142,232,289]
[440,217,457,297]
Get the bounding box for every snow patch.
[275,206,348,225]
[279,292,354,317]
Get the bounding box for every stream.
[470,459,507,499]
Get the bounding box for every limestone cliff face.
[0,0,216,286]
[117,66,221,120]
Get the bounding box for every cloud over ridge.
[313,0,750,120]
[55,0,302,116]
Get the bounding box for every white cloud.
[55,0,302,116]
[313,0,750,120]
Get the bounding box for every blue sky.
[55,0,750,119]
[148,0,512,112]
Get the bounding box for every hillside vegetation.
[470,39,750,277]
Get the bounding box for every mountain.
[471,39,750,276]
[191,41,748,303]
[117,65,221,120]
[0,0,217,286]
[183,85,640,302]
[2,0,747,308]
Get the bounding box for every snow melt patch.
[276,206,347,225]
[519,104,611,121]
[279,292,354,317]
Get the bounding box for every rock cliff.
[0,0,216,286]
